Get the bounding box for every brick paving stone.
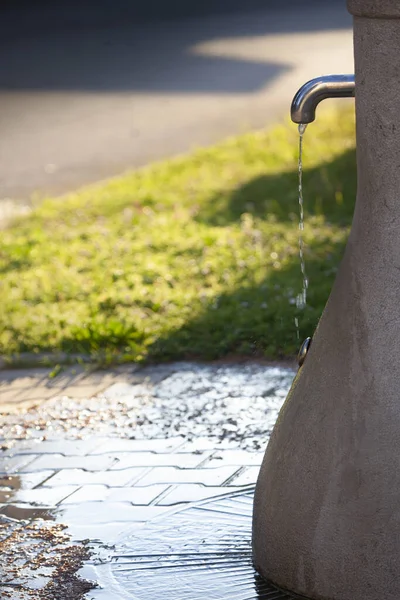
[41,467,149,488]
[157,484,248,505]
[67,521,141,544]
[90,437,185,455]
[0,385,59,407]
[0,366,144,412]
[1,454,40,474]
[60,484,110,503]
[204,449,264,468]
[63,484,170,505]
[10,438,106,456]
[110,452,211,470]
[1,439,46,456]
[60,502,170,525]
[2,485,79,506]
[107,485,170,504]
[227,466,260,486]
[21,453,118,472]
[102,382,149,400]
[0,368,53,389]
[136,466,241,486]
[0,470,55,490]
[0,504,55,520]
[177,437,238,452]
[101,382,156,409]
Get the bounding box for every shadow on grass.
[196,148,356,227]
[146,150,356,361]
[29,146,356,361]
[146,237,348,362]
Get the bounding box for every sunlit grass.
[0,106,356,363]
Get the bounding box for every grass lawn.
[0,107,356,364]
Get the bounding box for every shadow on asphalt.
[0,0,350,93]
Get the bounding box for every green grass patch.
[0,107,356,363]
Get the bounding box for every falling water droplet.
[298,123,307,136]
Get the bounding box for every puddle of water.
[0,504,55,521]
[87,491,301,600]
[0,514,94,599]
[295,124,308,341]
[0,476,20,504]
[0,365,296,598]
[0,475,21,490]
[0,490,13,502]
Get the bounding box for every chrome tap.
[291,74,355,124]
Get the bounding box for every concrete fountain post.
[253,1,400,599]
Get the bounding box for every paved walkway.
[0,362,294,598]
[0,365,140,413]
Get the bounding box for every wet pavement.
[95,491,300,600]
[0,362,295,599]
[0,516,92,599]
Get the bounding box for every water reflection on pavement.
[0,362,295,599]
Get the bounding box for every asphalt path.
[0,1,354,203]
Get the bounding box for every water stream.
[295,123,308,341]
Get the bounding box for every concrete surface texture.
[0,1,352,205]
[347,0,400,18]
[253,3,400,599]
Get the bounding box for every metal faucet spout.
[291,74,355,124]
